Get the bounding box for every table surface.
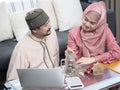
[82,60,120,90]
[5,61,120,90]
[55,66,120,90]
[82,69,120,90]
[58,62,120,90]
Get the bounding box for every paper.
[4,79,22,90]
[100,60,120,74]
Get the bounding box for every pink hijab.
[80,1,108,57]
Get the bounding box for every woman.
[67,1,120,65]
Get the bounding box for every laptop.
[17,67,65,89]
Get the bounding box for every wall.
[104,0,120,43]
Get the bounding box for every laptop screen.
[17,67,65,89]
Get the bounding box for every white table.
[83,70,120,90]
[4,68,120,90]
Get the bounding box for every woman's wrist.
[91,57,97,63]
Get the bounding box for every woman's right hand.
[76,57,96,65]
[65,47,74,53]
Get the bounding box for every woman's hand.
[65,47,74,56]
[76,57,96,65]
[65,47,74,53]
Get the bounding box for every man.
[6,8,59,81]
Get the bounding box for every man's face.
[32,19,51,38]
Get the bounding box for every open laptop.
[17,67,65,89]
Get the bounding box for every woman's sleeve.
[95,28,120,63]
[67,30,80,60]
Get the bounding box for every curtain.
[5,0,36,13]
[104,0,120,43]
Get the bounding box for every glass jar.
[65,51,76,77]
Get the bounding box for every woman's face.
[82,11,101,32]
